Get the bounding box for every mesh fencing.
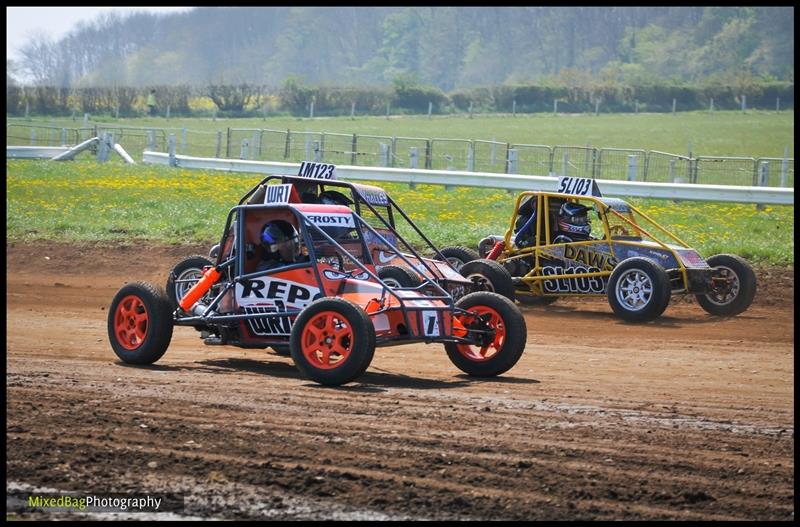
[7,122,794,187]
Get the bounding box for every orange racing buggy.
[108,178,527,386]
[445,176,757,322]
[165,163,511,346]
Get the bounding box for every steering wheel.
[609,225,630,237]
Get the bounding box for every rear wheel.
[607,257,671,322]
[445,292,527,377]
[108,281,174,364]
[439,246,480,271]
[166,255,214,311]
[696,254,756,316]
[290,298,376,386]
[377,265,421,289]
[459,259,515,301]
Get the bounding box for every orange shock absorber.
[179,267,221,312]
[486,241,505,260]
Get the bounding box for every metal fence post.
[409,147,418,189]
[24,101,30,120]
[490,138,497,167]
[309,100,314,119]
[776,97,780,112]
[390,136,397,168]
[97,132,109,162]
[350,101,356,120]
[313,140,321,162]
[166,104,171,119]
[379,143,389,167]
[428,101,433,119]
[512,99,516,117]
[351,134,357,165]
[226,128,231,158]
[252,130,261,160]
[672,98,676,114]
[595,100,600,116]
[84,113,90,127]
[60,128,66,146]
[284,129,291,159]
[215,131,222,159]
[741,95,746,113]
[240,139,249,160]
[468,101,473,119]
[756,161,768,210]
[466,142,474,172]
[181,128,187,155]
[168,134,176,166]
[409,147,418,169]
[553,99,558,114]
[709,98,714,113]
[627,155,638,181]
[424,140,432,170]
[507,149,518,174]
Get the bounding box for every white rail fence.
[141,151,793,206]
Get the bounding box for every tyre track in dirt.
[6,242,795,520]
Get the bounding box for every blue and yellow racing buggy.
[449,177,757,322]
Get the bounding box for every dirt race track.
[6,242,795,520]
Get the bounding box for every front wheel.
[459,259,515,301]
[607,257,671,322]
[696,254,756,316]
[290,298,376,386]
[445,292,527,377]
[108,281,174,364]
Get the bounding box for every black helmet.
[318,190,353,206]
[557,202,591,239]
[261,220,300,261]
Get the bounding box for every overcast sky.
[6,7,195,62]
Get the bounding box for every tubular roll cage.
[175,203,485,347]
[503,191,697,297]
[238,174,466,283]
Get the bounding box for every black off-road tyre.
[445,292,527,377]
[696,254,757,316]
[439,246,481,271]
[377,265,422,289]
[459,259,516,301]
[166,255,214,311]
[607,257,671,322]
[108,281,174,365]
[290,298,376,386]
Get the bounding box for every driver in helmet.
[553,202,593,244]
[256,220,308,272]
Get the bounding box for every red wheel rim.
[114,295,149,350]
[301,311,354,370]
[455,306,505,362]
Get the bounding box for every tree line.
[6,78,793,118]
[6,7,793,91]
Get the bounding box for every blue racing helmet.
[557,202,592,239]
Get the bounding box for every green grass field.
[6,160,794,265]
[9,110,794,159]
